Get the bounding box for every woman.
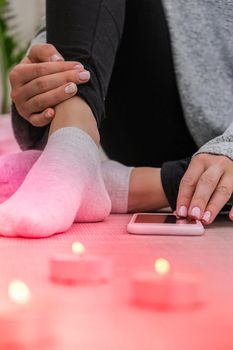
[1,0,232,237]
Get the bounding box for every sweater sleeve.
[193,121,233,161]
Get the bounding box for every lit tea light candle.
[0,280,56,349]
[8,280,31,304]
[72,241,86,255]
[131,258,203,309]
[154,258,171,275]
[50,242,112,284]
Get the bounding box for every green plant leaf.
[0,0,27,112]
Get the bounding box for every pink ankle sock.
[0,127,111,238]
[0,150,133,215]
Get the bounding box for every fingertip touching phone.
[127,213,204,236]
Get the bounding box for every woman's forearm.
[49,96,100,145]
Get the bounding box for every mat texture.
[0,214,232,349]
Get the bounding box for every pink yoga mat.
[0,214,232,349]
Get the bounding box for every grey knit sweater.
[11,1,233,160]
[163,0,233,160]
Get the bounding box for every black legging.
[46,0,198,209]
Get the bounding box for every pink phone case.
[127,213,205,236]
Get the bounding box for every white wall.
[9,0,45,47]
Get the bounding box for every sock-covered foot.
[0,150,41,203]
[101,160,133,213]
[77,160,133,219]
[0,127,111,238]
[77,160,133,220]
[0,152,133,216]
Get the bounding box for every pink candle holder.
[0,280,57,350]
[131,258,203,309]
[50,242,112,285]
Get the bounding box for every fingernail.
[191,207,201,219]
[79,71,90,81]
[45,110,54,118]
[178,206,187,217]
[74,64,84,70]
[50,54,64,62]
[203,211,211,223]
[65,83,77,94]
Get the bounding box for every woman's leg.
[46,0,126,128]
[0,96,114,237]
[0,0,127,238]
[0,149,168,213]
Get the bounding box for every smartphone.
[127,213,204,236]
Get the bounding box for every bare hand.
[176,154,233,224]
[10,44,90,127]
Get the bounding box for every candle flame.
[8,280,31,304]
[154,258,171,276]
[72,242,86,255]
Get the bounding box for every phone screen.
[134,214,196,224]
